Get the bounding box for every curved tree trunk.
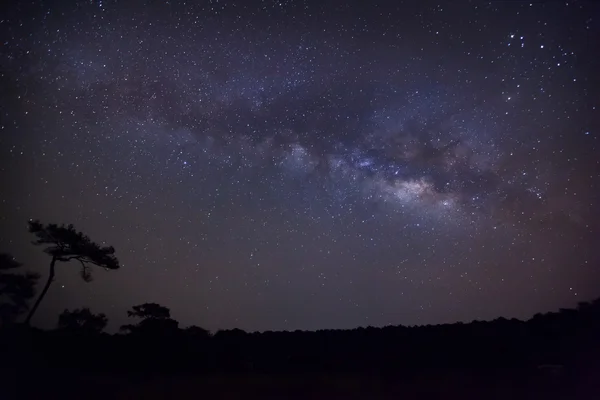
[24,256,56,325]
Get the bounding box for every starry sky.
[1,0,599,332]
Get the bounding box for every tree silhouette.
[24,220,120,325]
[127,302,171,319]
[0,253,39,325]
[121,303,179,334]
[57,308,108,334]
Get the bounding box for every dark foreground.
[3,299,600,399]
[4,366,600,399]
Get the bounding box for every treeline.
[3,298,600,377]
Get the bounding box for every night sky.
[1,0,599,333]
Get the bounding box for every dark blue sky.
[1,0,598,332]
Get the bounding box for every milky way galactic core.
[0,0,598,331]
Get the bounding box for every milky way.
[1,0,599,332]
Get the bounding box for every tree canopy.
[25,220,121,324]
[28,220,120,281]
[0,253,39,325]
[127,303,171,320]
[121,303,179,334]
[58,308,108,334]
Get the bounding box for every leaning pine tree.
[25,220,120,325]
